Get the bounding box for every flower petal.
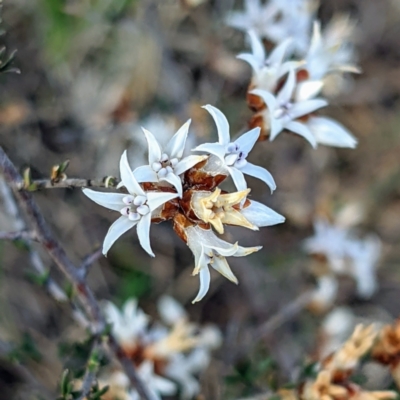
[146,191,178,212]
[268,38,292,65]
[241,200,285,227]
[234,245,262,257]
[192,264,211,303]
[202,105,230,145]
[227,166,247,191]
[295,80,324,102]
[82,189,125,212]
[239,162,276,192]
[233,127,260,154]
[277,68,296,104]
[237,53,262,73]
[290,98,328,120]
[248,29,265,63]
[250,89,277,112]
[307,116,357,148]
[136,212,154,257]
[103,216,137,255]
[174,155,207,176]
[212,256,238,284]
[133,165,158,183]
[192,142,226,161]
[161,172,183,198]
[164,119,191,159]
[120,151,145,196]
[285,120,317,148]
[141,127,162,164]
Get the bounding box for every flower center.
[151,153,179,178]
[225,143,248,169]
[273,101,293,120]
[120,195,150,221]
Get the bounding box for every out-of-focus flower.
[238,31,300,98]
[83,151,178,256]
[175,219,261,303]
[103,299,149,353]
[304,218,381,299]
[133,120,207,197]
[251,69,328,147]
[193,105,276,192]
[298,17,360,99]
[309,275,339,314]
[99,297,221,399]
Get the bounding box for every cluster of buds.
[83,105,285,303]
[96,296,221,400]
[304,215,382,313]
[279,324,397,400]
[228,0,359,148]
[372,319,400,389]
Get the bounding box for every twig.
[0,230,37,241]
[0,146,156,400]
[80,248,103,278]
[14,177,119,191]
[76,336,102,400]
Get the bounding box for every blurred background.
[1,0,400,398]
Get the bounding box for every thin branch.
[76,336,102,400]
[0,146,156,400]
[14,177,120,191]
[80,248,103,278]
[0,230,37,241]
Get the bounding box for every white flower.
[240,199,285,227]
[185,224,261,303]
[158,295,187,326]
[310,275,339,312]
[251,69,328,148]
[83,151,178,256]
[225,0,280,38]
[133,120,207,198]
[238,30,301,92]
[103,299,149,350]
[192,105,276,192]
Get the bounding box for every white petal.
[296,80,324,102]
[120,151,145,196]
[164,119,191,159]
[202,105,230,145]
[250,89,277,112]
[209,242,239,257]
[158,296,187,326]
[307,116,357,148]
[103,216,137,255]
[269,116,284,141]
[141,127,162,164]
[212,256,238,284]
[268,38,292,65]
[239,162,276,192]
[161,172,183,198]
[248,29,265,63]
[277,68,296,104]
[146,191,178,212]
[285,120,317,148]
[241,200,285,227]
[152,375,177,396]
[136,212,154,257]
[227,166,247,191]
[233,127,260,154]
[192,142,226,161]
[174,155,207,176]
[82,189,125,212]
[234,245,262,257]
[192,265,211,303]
[237,53,262,73]
[290,98,328,120]
[133,165,158,183]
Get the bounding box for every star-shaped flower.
[238,30,302,93]
[133,120,207,198]
[185,224,261,303]
[251,69,328,147]
[192,105,276,192]
[83,151,178,256]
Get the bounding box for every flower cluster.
[228,0,359,148]
[278,323,397,400]
[83,105,284,302]
[304,216,382,313]
[96,297,221,400]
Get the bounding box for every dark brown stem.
[0,146,155,400]
[0,230,37,241]
[14,177,120,191]
[80,248,103,278]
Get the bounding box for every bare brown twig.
[0,230,37,241]
[14,177,119,191]
[0,146,156,400]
